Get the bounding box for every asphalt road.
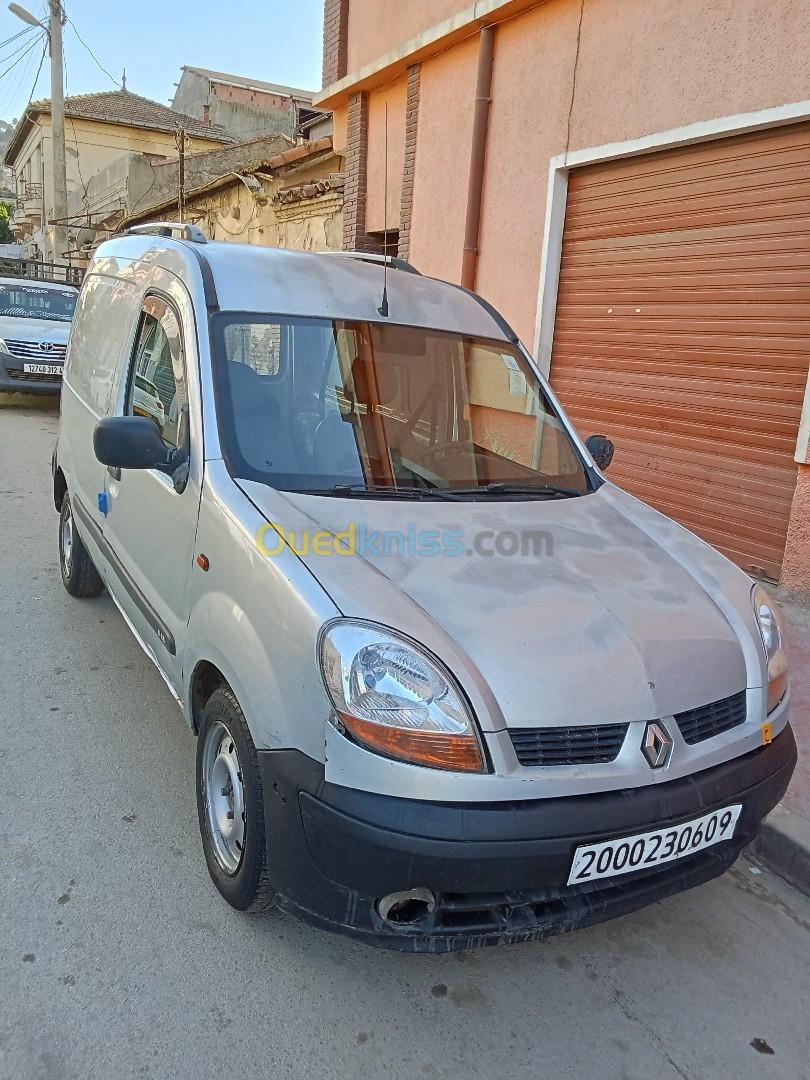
[1,398,809,1080]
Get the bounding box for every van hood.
[0,315,71,343]
[240,480,755,731]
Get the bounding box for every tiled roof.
[181,66,314,102]
[29,89,234,143]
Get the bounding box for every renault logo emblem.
[642,721,672,768]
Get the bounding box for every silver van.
[0,276,78,393]
[53,224,796,951]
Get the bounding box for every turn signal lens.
[337,713,484,772]
[752,585,788,714]
[320,621,485,773]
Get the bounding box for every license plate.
[23,363,62,375]
[567,803,742,885]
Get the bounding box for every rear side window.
[65,275,137,415]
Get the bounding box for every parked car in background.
[0,277,79,394]
[132,373,166,428]
[52,225,796,952]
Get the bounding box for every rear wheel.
[59,494,104,598]
[196,686,275,912]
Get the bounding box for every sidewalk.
[751,587,810,893]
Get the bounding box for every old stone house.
[121,137,343,253]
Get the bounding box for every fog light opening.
[376,888,436,926]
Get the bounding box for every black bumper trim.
[258,724,797,951]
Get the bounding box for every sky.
[0,0,324,124]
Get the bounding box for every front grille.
[5,338,67,361]
[510,723,628,766]
[674,690,747,745]
[7,367,62,383]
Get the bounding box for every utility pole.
[9,1,68,263]
[176,126,186,223]
[49,0,67,262]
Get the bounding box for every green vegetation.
[0,202,12,244]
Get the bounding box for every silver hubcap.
[202,721,246,875]
[61,505,73,576]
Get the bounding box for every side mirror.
[586,433,614,471]
[93,416,169,470]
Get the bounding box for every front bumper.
[0,350,63,394]
[259,724,797,952]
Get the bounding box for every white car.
[0,276,78,393]
[131,373,165,429]
[52,223,796,951]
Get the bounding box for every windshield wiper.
[439,482,583,499]
[324,484,432,499]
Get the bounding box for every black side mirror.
[586,433,615,471]
[93,416,169,470]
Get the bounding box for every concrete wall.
[172,69,301,141]
[134,156,344,253]
[781,468,810,590]
[126,134,292,223]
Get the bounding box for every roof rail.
[321,251,420,275]
[126,222,207,244]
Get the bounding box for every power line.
[0,24,38,57]
[19,40,47,118]
[0,37,46,144]
[0,30,44,84]
[65,16,120,89]
[0,35,40,119]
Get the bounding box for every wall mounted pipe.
[461,26,495,290]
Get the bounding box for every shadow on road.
[0,391,61,412]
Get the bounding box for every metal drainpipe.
[461,25,495,291]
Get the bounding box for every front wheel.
[196,686,275,912]
[59,494,104,598]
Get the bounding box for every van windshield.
[0,282,77,322]
[212,315,591,498]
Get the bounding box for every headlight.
[319,620,485,772]
[752,585,788,713]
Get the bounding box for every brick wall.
[398,64,421,261]
[342,91,386,253]
[323,0,349,88]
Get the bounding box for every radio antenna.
[377,101,389,317]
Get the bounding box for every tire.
[196,686,275,912]
[59,494,104,598]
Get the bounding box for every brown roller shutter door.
[550,122,810,581]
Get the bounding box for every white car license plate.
[567,804,742,885]
[23,362,61,375]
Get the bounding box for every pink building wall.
[366,81,408,233]
[326,0,810,583]
[346,0,471,72]
[409,36,479,283]
[334,0,810,345]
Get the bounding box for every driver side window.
[126,295,187,451]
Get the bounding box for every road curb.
[751,808,810,896]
